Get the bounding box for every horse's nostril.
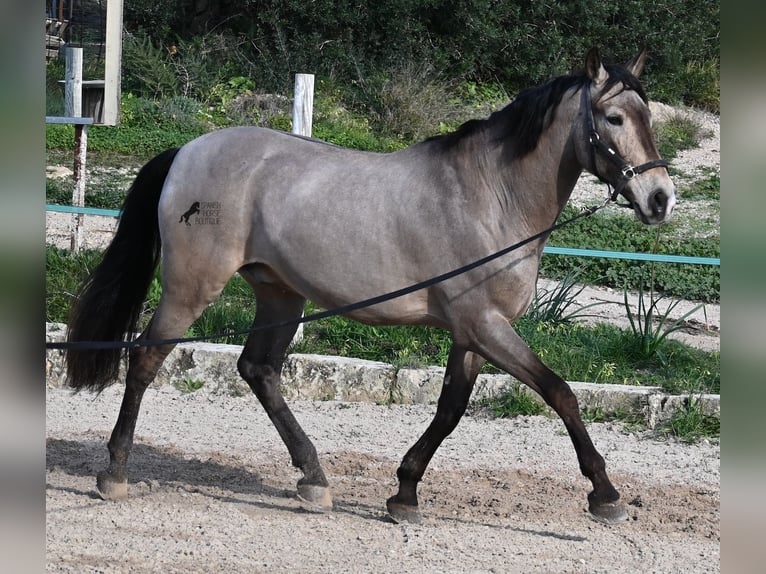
[650,189,668,214]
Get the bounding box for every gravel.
[46,385,720,573]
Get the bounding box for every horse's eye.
[606,115,623,126]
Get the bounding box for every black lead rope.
[46,201,609,352]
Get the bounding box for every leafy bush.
[118,0,718,111]
[46,94,208,157]
[122,31,252,102]
[654,112,708,162]
[623,278,704,360]
[364,62,460,140]
[653,59,720,112]
[121,32,180,100]
[45,124,76,149]
[526,269,606,325]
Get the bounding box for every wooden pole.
[103,0,124,126]
[65,47,87,253]
[71,124,88,253]
[63,47,82,118]
[292,73,315,137]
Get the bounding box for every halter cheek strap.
[581,83,669,203]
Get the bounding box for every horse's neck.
[478,135,580,232]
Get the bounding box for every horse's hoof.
[96,471,128,500]
[588,499,629,524]
[386,499,423,524]
[296,484,333,511]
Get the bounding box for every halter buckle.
[621,165,636,180]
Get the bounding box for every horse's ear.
[624,47,647,78]
[585,47,608,86]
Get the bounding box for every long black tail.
[65,147,181,392]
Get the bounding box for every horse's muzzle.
[635,187,676,225]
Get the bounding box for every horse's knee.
[237,357,280,397]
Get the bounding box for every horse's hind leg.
[97,280,229,499]
[386,343,485,523]
[236,284,332,510]
[96,332,173,499]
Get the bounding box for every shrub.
[122,30,253,103]
[119,1,719,111]
[366,62,460,140]
[46,94,209,157]
[654,112,709,162]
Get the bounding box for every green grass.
[475,386,546,418]
[45,247,105,323]
[681,170,720,201]
[582,406,644,428]
[46,174,129,211]
[174,377,206,393]
[661,396,720,443]
[293,306,453,369]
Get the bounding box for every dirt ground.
[46,385,719,573]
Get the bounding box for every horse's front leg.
[386,344,485,523]
[472,310,628,523]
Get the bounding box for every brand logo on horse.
[179,201,221,225]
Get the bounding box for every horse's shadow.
[46,438,590,539]
[46,437,279,496]
[45,437,391,522]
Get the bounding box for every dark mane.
[426,62,647,161]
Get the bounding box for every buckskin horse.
[63,48,675,524]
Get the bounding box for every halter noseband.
[581,82,668,204]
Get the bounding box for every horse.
[63,47,675,524]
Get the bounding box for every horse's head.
[577,48,676,225]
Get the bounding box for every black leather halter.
[581,82,669,203]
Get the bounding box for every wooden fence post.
[64,47,82,118]
[65,47,88,253]
[292,73,315,137]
